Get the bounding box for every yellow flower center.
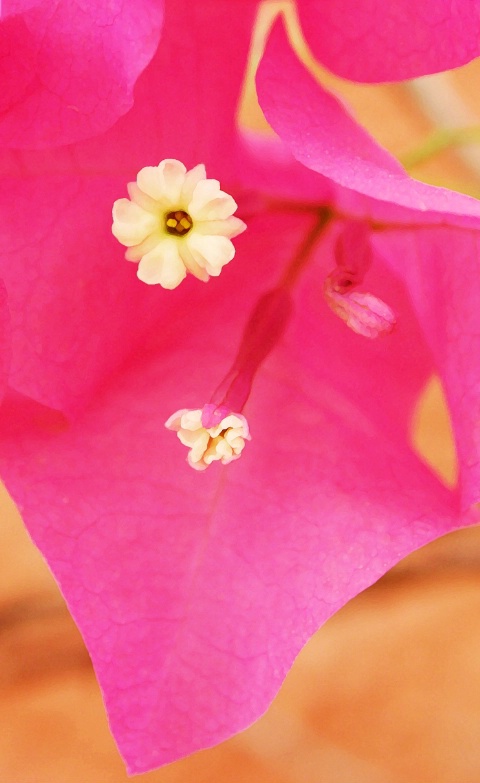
[164,210,193,237]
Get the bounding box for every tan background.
[2,3,480,780]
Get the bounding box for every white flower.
[165,407,250,471]
[112,159,246,289]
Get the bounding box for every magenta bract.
[296,0,480,82]
[0,0,164,148]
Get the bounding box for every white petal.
[136,166,169,203]
[195,216,246,239]
[224,429,246,454]
[188,178,237,220]
[137,239,187,289]
[127,181,159,213]
[165,409,190,431]
[178,242,210,282]
[189,178,220,208]
[186,233,235,275]
[112,198,158,247]
[180,164,207,206]
[190,433,210,464]
[124,232,162,262]
[222,415,247,431]
[180,409,203,430]
[177,428,208,452]
[187,453,208,471]
[137,159,187,204]
[204,434,239,465]
[190,194,238,221]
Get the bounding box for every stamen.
[165,210,193,236]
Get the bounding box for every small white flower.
[112,159,246,289]
[165,407,250,471]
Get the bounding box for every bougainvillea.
[1,0,480,774]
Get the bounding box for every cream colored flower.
[165,407,250,471]
[112,159,246,289]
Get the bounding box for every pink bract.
[296,0,480,82]
[255,19,480,512]
[1,2,480,776]
[0,281,11,404]
[0,0,164,148]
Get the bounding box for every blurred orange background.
[2,3,480,781]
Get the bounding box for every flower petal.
[137,159,187,204]
[256,20,480,226]
[0,0,258,181]
[296,0,480,82]
[374,226,480,512]
[0,0,258,415]
[0,0,164,148]
[177,242,210,282]
[186,233,235,275]
[180,164,207,205]
[0,280,11,405]
[0,176,189,415]
[191,195,239,221]
[0,212,463,775]
[137,238,186,289]
[189,179,238,220]
[187,179,220,214]
[112,199,158,247]
[195,216,247,239]
[72,0,259,182]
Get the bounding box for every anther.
[165,210,193,236]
